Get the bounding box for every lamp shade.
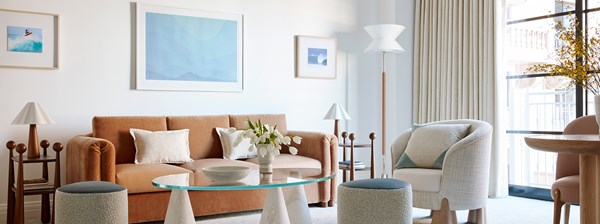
[323,103,351,120]
[364,24,405,54]
[11,102,55,125]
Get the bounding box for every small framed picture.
[295,35,336,79]
[0,9,59,69]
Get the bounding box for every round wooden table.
[524,134,600,224]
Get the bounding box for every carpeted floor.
[196,196,579,224]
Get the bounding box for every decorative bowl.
[202,166,251,182]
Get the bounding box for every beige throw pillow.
[130,128,193,164]
[216,128,257,160]
[395,124,470,169]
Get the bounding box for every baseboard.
[0,200,47,223]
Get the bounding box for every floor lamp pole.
[381,52,388,178]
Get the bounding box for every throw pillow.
[215,128,257,160]
[395,124,471,169]
[130,128,193,164]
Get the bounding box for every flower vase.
[595,95,600,134]
[256,144,275,175]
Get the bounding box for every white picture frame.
[136,3,243,92]
[0,9,59,69]
[295,35,336,79]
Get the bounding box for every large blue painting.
[136,4,243,91]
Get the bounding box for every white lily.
[292,136,302,144]
[282,136,292,145]
[289,146,298,155]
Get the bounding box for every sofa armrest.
[66,134,116,184]
[287,130,338,174]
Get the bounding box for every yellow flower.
[526,16,600,95]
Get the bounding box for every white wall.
[0,0,362,208]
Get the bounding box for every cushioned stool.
[337,178,412,224]
[55,181,128,224]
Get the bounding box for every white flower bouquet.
[232,120,302,157]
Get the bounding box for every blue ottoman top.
[341,178,410,189]
[58,181,125,194]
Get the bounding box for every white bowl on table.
[202,166,251,182]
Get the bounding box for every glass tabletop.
[152,168,335,191]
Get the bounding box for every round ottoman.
[337,178,412,224]
[55,181,128,224]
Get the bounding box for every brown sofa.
[66,114,338,223]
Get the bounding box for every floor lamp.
[364,24,405,178]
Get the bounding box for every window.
[504,0,600,200]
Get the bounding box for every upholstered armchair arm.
[439,123,493,210]
[66,134,116,184]
[391,129,412,167]
[287,130,338,174]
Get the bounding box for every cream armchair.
[391,119,492,224]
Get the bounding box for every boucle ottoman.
[337,178,412,224]
[55,181,128,224]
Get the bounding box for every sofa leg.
[431,198,457,224]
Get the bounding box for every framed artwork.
[0,9,59,69]
[136,3,243,92]
[295,35,336,79]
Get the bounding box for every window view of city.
[505,0,599,193]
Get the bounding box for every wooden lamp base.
[27,124,40,158]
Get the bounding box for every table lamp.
[323,103,351,139]
[364,24,405,178]
[11,102,55,158]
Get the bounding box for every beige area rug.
[196,196,580,224]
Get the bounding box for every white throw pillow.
[216,128,257,160]
[130,128,193,164]
[395,124,470,169]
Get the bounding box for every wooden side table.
[338,132,376,182]
[6,140,62,224]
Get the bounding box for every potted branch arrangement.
[527,16,600,131]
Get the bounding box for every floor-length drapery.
[412,0,507,197]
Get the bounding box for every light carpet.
[196,196,579,224]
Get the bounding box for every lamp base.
[27,124,40,158]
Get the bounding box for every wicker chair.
[391,119,492,224]
[553,115,597,224]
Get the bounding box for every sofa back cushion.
[229,114,288,135]
[167,115,230,160]
[93,116,167,164]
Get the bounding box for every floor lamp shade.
[12,102,55,158]
[364,24,405,178]
[323,103,351,139]
[364,24,405,53]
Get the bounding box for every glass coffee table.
[152,168,335,224]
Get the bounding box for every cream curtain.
[412,0,507,197]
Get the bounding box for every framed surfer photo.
[295,35,337,79]
[0,9,59,69]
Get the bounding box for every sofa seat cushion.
[393,168,442,192]
[245,154,322,177]
[115,163,192,194]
